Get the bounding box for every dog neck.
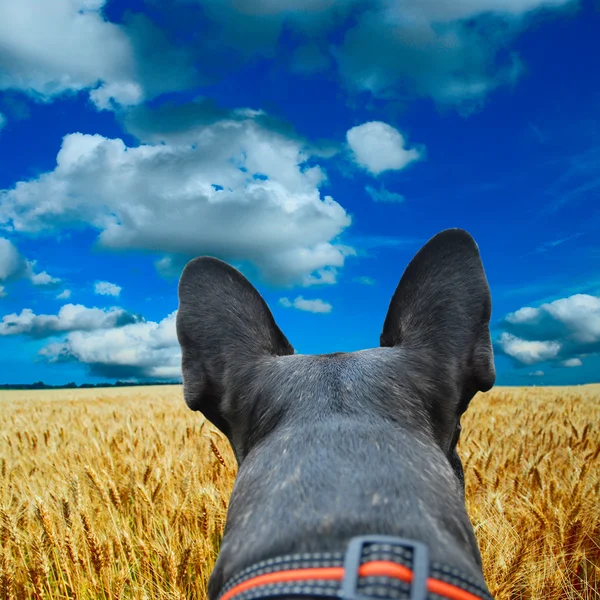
[207,352,488,600]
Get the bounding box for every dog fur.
[176,228,496,599]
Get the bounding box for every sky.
[0,0,599,387]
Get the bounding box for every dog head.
[176,228,495,486]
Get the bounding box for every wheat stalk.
[0,551,16,600]
[0,384,597,599]
[35,499,58,552]
[210,439,228,469]
[80,512,106,575]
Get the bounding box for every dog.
[176,228,496,600]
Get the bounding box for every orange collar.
[216,535,492,600]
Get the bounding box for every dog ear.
[381,229,495,444]
[176,257,294,438]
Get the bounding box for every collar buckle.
[341,535,430,600]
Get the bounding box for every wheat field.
[0,385,598,600]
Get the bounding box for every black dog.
[177,228,496,600]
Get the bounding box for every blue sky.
[0,0,599,386]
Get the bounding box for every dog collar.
[216,535,493,600]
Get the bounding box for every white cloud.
[542,294,600,344]
[299,267,340,287]
[0,237,60,288]
[529,370,544,376]
[334,0,575,109]
[0,285,5,298]
[0,0,140,109]
[279,296,332,313]
[40,311,180,380]
[365,185,404,203]
[57,289,72,299]
[354,276,375,286]
[0,114,353,286]
[29,268,60,286]
[170,0,575,110]
[497,332,561,365]
[0,304,140,338]
[503,294,600,345]
[0,237,24,281]
[0,113,5,131]
[95,281,121,297]
[155,255,183,279]
[498,293,600,366]
[0,0,577,114]
[506,305,539,324]
[89,82,143,111]
[347,122,423,175]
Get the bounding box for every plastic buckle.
[340,535,429,600]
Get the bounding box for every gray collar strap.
[216,535,493,600]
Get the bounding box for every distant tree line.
[0,381,181,390]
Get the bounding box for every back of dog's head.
[176,228,496,597]
[177,228,494,463]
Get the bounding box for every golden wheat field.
[0,385,598,600]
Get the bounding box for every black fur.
[176,228,496,599]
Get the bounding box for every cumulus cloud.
[39,311,180,380]
[0,237,60,288]
[0,0,577,113]
[279,296,332,313]
[496,293,600,366]
[496,332,561,365]
[0,113,5,131]
[347,122,423,175]
[0,112,353,286]
[0,2,197,110]
[90,82,142,111]
[365,185,404,203]
[0,237,24,281]
[114,13,197,103]
[502,294,600,344]
[153,0,575,111]
[354,276,375,286]
[333,0,574,109]
[0,285,5,298]
[57,289,72,299]
[29,268,60,286]
[0,0,139,108]
[95,281,121,297]
[0,304,140,338]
